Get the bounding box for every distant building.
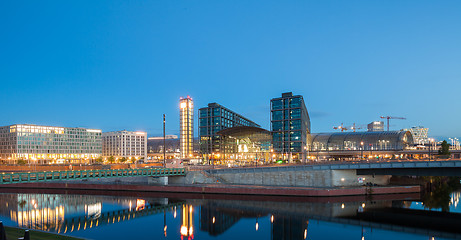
[148,135,178,140]
[148,135,180,154]
[198,103,260,159]
[0,124,102,164]
[102,130,147,159]
[367,121,384,132]
[270,92,311,162]
[180,96,194,159]
[404,126,429,144]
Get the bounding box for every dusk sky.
[1,1,460,139]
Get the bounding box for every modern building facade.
[0,124,102,164]
[367,121,384,132]
[270,92,311,162]
[217,126,272,165]
[102,130,147,159]
[404,126,429,145]
[199,103,260,160]
[180,96,194,159]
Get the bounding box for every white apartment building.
[102,130,147,159]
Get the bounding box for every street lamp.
[360,141,364,160]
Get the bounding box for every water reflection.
[181,204,194,239]
[0,190,460,240]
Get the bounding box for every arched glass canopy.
[309,131,413,152]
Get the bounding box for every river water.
[0,189,460,240]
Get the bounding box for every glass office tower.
[270,92,310,162]
[180,96,194,159]
[199,103,260,161]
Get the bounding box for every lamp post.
[369,144,373,161]
[428,138,433,160]
[360,141,364,160]
[163,114,166,168]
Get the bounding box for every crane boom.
[380,116,407,131]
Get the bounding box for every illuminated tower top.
[180,96,194,159]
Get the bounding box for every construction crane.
[349,123,365,132]
[333,123,365,132]
[380,116,406,131]
[333,123,348,132]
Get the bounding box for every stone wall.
[157,169,391,187]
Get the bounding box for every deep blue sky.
[1,1,460,138]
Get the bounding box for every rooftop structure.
[367,121,384,132]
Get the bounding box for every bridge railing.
[0,168,186,184]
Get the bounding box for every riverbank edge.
[0,182,420,196]
[3,225,84,240]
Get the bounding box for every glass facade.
[217,126,272,166]
[198,103,260,159]
[180,96,194,159]
[309,131,414,152]
[0,124,102,164]
[271,92,310,161]
[403,126,429,144]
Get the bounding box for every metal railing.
[0,168,186,184]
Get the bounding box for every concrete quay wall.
[174,169,391,187]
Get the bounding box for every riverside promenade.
[0,161,429,197]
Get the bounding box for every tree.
[119,157,127,163]
[95,157,103,164]
[108,156,115,164]
[17,159,27,165]
[438,140,451,157]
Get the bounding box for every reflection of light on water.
[450,192,460,208]
[136,199,146,211]
[85,203,102,219]
[11,205,65,231]
[180,204,194,239]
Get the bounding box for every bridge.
[209,160,461,176]
[0,168,186,184]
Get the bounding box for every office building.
[199,103,260,159]
[102,130,147,159]
[180,96,194,159]
[367,121,384,132]
[0,124,102,164]
[404,126,429,144]
[270,92,311,162]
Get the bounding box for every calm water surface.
[0,189,460,240]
